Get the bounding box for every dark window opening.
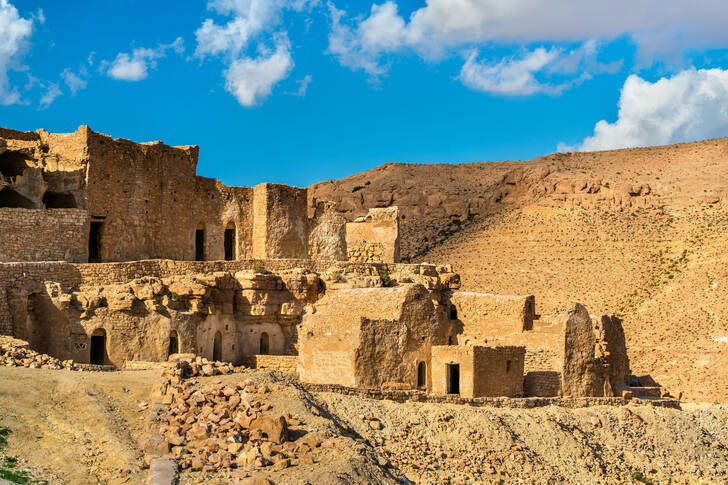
[506,360,512,373]
[195,228,205,261]
[448,335,456,345]
[259,332,269,355]
[168,331,179,357]
[449,305,457,320]
[0,151,29,179]
[0,187,35,208]
[417,361,426,388]
[89,221,103,262]
[447,364,460,395]
[90,329,106,365]
[224,223,235,260]
[43,191,76,208]
[213,331,222,361]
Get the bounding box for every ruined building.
[0,126,634,400]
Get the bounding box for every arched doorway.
[417,361,426,388]
[224,222,236,260]
[195,223,205,261]
[168,330,179,357]
[213,331,222,361]
[90,328,106,365]
[259,332,269,355]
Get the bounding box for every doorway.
[224,223,235,260]
[259,332,269,354]
[90,329,106,365]
[446,363,460,395]
[195,226,205,261]
[89,221,103,262]
[213,331,222,361]
[168,331,179,357]
[417,361,426,388]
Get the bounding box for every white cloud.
[571,68,728,151]
[224,41,293,106]
[293,74,312,96]
[0,0,33,105]
[61,68,87,95]
[38,82,61,109]
[107,37,184,81]
[195,0,317,106]
[459,47,562,96]
[327,0,728,82]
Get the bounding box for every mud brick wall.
[473,346,525,397]
[524,371,562,397]
[242,354,298,375]
[0,208,89,263]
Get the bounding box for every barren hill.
[308,138,728,403]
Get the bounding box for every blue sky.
[2,1,728,187]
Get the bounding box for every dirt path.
[0,367,158,484]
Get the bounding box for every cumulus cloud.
[327,0,728,88]
[106,37,184,81]
[61,68,87,95]
[38,82,61,109]
[224,41,293,106]
[568,68,728,151]
[195,0,317,106]
[0,0,33,105]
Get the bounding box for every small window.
[506,360,512,373]
[449,305,457,320]
[448,335,456,345]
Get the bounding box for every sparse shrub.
[631,471,653,484]
[450,218,462,227]
[365,180,371,185]
[379,268,393,287]
[253,264,271,274]
[193,278,210,286]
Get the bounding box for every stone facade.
[0,126,399,264]
[430,345,525,398]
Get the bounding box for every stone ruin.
[0,125,647,401]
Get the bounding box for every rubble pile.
[165,355,243,381]
[0,336,78,370]
[160,380,335,473]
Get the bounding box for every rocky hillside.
[308,138,728,403]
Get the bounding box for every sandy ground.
[0,367,157,485]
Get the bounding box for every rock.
[369,420,383,430]
[249,415,288,444]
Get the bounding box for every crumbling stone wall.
[345,207,400,263]
[298,284,448,387]
[561,303,631,397]
[0,208,88,262]
[252,183,308,259]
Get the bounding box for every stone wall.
[524,371,562,397]
[242,354,298,375]
[345,207,400,263]
[452,292,535,343]
[0,208,88,263]
[431,345,525,398]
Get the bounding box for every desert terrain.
[309,137,728,403]
[1,366,728,484]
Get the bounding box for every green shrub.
[253,264,271,274]
[379,268,393,287]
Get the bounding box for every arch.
[259,332,269,355]
[168,330,179,357]
[0,187,35,208]
[213,331,222,361]
[449,304,458,320]
[42,191,77,208]
[195,223,205,261]
[417,361,426,388]
[0,151,29,179]
[224,221,236,261]
[90,328,106,365]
